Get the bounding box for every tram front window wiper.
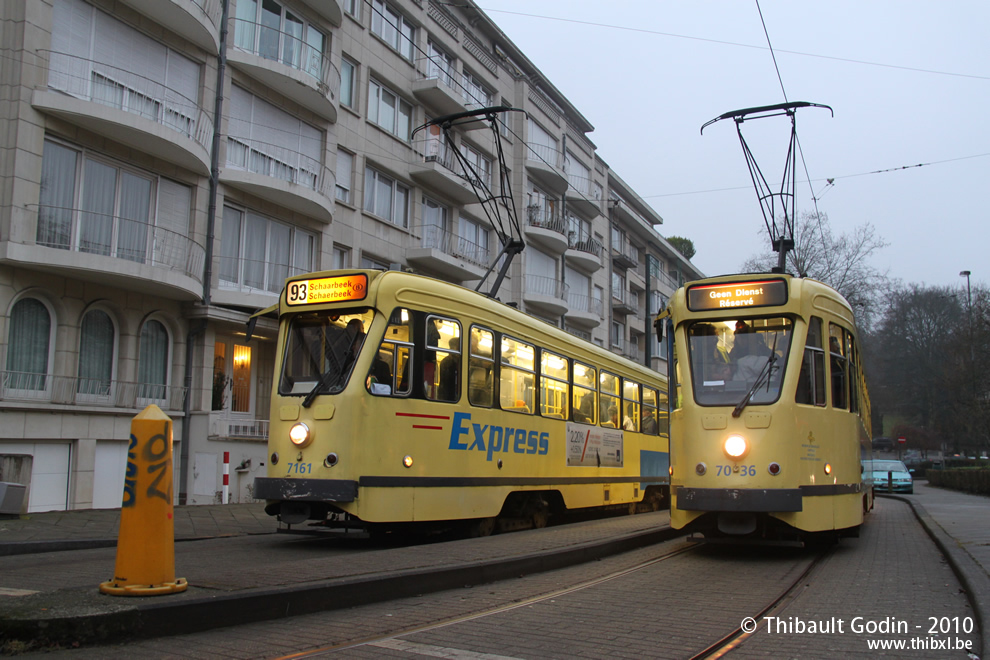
[731,333,779,418]
[302,337,354,408]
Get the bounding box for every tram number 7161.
[717,464,756,476]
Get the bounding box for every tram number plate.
[286,462,313,475]
[717,465,756,476]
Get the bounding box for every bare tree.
[741,211,891,329]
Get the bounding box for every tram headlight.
[403,455,414,468]
[724,434,748,460]
[289,422,312,447]
[824,462,832,475]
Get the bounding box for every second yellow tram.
[658,274,872,541]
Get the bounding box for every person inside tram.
[622,403,637,431]
[606,404,619,428]
[437,336,460,401]
[641,408,658,434]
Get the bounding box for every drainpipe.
[180,0,229,505]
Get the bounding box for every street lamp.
[960,270,973,359]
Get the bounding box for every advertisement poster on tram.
[566,423,624,467]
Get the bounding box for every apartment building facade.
[0,0,703,512]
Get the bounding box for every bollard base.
[99,577,188,596]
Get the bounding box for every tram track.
[276,540,699,658]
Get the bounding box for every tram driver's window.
[796,316,826,406]
[468,326,494,407]
[426,316,461,402]
[368,308,412,397]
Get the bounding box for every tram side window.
[425,316,461,402]
[600,371,620,428]
[829,323,848,410]
[642,387,659,435]
[572,361,597,425]
[500,335,535,414]
[795,316,826,406]
[540,350,569,419]
[657,388,670,435]
[468,326,494,407]
[367,308,412,397]
[623,380,641,432]
[847,330,859,414]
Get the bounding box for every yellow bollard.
[100,405,188,596]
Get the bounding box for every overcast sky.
[479,1,988,291]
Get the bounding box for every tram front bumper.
[253,477,358,502]
[676,487,803,512]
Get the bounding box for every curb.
[880,493,988,659]
[0,525,683,648]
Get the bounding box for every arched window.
[78,309,115,397]
[138,320,169,401]
[6,298,52,391]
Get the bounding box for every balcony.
[120,0,222,53]
[564,293,603,329]
[229,18,340,122]
[524,143,567,195]
[35,52,212,176]
[211,414,270,440]
[565,174,601,216]
[0,371,186,412]
[523,274,568,317]
[410,140,486,205]
[299,0,343,27]
[222,137,335,223]
[628,264,646,292]
[524,205,568,255]
[611,237,639,269]
[612,288,638,316]
[406,225,489,281]
[412,58,466,116]
[565,234,603,273]
[21,205,206,299]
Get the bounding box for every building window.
[462,69,491,108]
[38,139,194,266]
[611,322,623,348]
[527,118,558,165]
[458,215,489,264]
[78,309,115,397]
[612,271,625,299]
[335,150,353,203]
[220,206,315,293]
[368,79,412,140]
[364,167,409,228]
[459,143,491,188]
[332,245,350,269]
[5,298,53,392]
[233,0,327,81]
[564,150,591,194]
[342,0,360,19]
[360,254,390,270]
[370,0,415,60]
[340,57,356,108]
[426,41,455,87]
[228,86,323,190]
[138,319,169,401]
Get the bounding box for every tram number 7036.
[717,464,756,476]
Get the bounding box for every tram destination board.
[286,273,368,306]
[687,279,787,311]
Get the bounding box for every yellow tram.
[253,269,669,534]
[657,274,872,541]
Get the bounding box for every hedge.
[925,468,990,495]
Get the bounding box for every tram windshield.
[687,317,793,407]
[278,308,375,402]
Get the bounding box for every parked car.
[863,459,913,494]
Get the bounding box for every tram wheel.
[469,517,496,537]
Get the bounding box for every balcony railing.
[35,205,206,281]
[568,234,603,258]
[231,18,341,101]
[567,171,591,196]
[226,137,334,199]
[414,139,491,188]
[526,142,562,169]
[212,414,270,440]
[566,292,604,319]
[526,274,568,300]
[42,51,213,152]
[0,371,186,410]
[420,225,490,268]
[415,55,457,89]
[195,0,223,32]
[526,205,566,235]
